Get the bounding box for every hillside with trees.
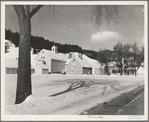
[5,28,97,58]
[5,29,144,77]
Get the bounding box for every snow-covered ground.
[5,74,144,115]
[137,67,144,75]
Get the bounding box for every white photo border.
[1,1,148,121]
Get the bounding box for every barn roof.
[65,59,71,65]
[66,52,102,68]
[82,55,102,68]
[5,58,34,69]
[5,58,18,68]
[76,57,92,68]
[41,49,67,61]
[35,63,48,69]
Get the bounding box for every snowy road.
[80,85,144,115]
[5,74,144,115]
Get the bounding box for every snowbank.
[137,67,144,75]
[5,75,144,115]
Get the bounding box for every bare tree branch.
[30,5,44,18]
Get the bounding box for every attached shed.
[5,58,18,74]
[34,64,49,74]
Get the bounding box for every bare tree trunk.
[14,6,32,104]
[120,61,123,76]
[134,67,137,76]
[105,63,110,75]
[134,57,137,76]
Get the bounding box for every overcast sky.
[5,5,144,51]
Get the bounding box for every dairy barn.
[65,52,104,75]
[34,46,67,74]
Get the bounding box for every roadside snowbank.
[5,75,144,115]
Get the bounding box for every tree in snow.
[97,50,112,75]
[113,42,125,76]
[130,43,144,76]
[13,5,44,104]
[121,43,132,75]
[13,5,118,104]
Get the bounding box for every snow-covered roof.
[64,54,69,59]
[5,58,34,69]
[5,58,18,68]
[65,59,71,65]
[5,39,11,43]
[137,67,144,75]
[35,63,48,69]
[76,57,92,68]
[82,54,102,68]
[41,49,67,61]
[67,52,102,68]
[5,46,19,59]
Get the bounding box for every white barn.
[66,52,104,75]
[34,46,67,74]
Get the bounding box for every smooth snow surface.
[5,75,144,115]
[137,67,144,75]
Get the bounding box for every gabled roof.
[5,58,34,69]
[66,52,102,68]
[40,49,67,61]
[35,63,48,69]
[82,54,102,68]
[65,59,71,65]
[5,46,19,59]
[75,57,92,68]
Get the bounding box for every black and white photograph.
[1,1,148,121]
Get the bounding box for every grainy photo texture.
[1,1,148,121]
